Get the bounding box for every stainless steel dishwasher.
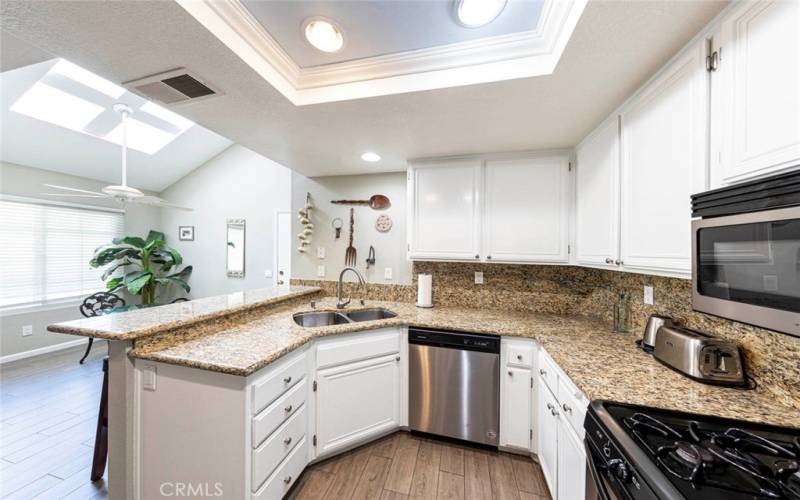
[408,327,500,446]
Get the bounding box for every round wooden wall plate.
[375,214,393,232]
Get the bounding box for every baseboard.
[0,337,100,364]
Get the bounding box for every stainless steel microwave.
[692,205,800,337]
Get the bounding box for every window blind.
[0,198,124,309]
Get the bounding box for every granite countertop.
[46,286,320,341]
[131,297,800,429]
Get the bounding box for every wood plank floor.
[289,432,553,500]
[0,343,108,499]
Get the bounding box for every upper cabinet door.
[408,161,481,261]
[483,156,570,263]
[620,42,708,275]
[713,0,800,186]
[575,118,620,268]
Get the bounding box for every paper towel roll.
[417,273,433,308]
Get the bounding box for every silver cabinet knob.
[284,436,292,446]
[283,376,292,384]
[546,402,554,411]
[487,255,492,260]
[605,258,614,264]
[277,280,285,285]
[539,369,547,376]
[475,254,480,259]
[551,408,559,417]
[615,259,624,266]
[516,354,523,361]
[395,355,401,361]
[283,476,292,484]
[562,403,572,414]
[284,404,293,413]
[508,370,513,376]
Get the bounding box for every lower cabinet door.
[557,418,586,500]
[501,366,532,450]
[537,379,559,498]
[316,353,401,457]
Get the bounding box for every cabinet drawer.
[537,350,559,393]
[507,343,534,368]
[252,406,306,492]
[251,351,307,415]
[557,377,586,439]
[252,379,306,448]
[252,436,307,499]
[316,330,400,369]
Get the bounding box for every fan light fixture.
[361,152,381,162]
[455,0,507,28]
[303,18,344,53]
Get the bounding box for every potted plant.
[90,230,193,305]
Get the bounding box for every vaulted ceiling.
[0,0,727,178]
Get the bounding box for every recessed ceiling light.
[303,18,344,53]
[455,0,507,28]
[361,152,381,162]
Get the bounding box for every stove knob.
[608,459,631,482]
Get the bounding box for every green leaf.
[90,246,129,267]
[112,236,146,248]
[165,265,193,281]
[126,273,153,295]
[143,239,166,253]
[101,260,132,281]
[156,277,190,293]
[163,246,183,266]
[106,276,124,291]
[146,230,166,244]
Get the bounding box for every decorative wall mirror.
[226,218,245,278]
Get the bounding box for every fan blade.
[43,184,106,196]
[134,196,193,211]
[41,193,108,198]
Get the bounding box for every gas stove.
[585,401,800,500]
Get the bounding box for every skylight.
[9,59,195,155]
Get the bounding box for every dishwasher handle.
[408,328,500,354]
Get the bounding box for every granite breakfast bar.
[48,286,800,499]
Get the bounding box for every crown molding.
[176,0,587,106]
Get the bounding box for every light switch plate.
[317,265,325,278]
[474,271,484,285]
[317,246,325,259]
[384,267,393,280]
[142,365,157,391]
[22,325,32,337]
[644,286,654,305]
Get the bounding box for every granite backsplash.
[293,261,800,409]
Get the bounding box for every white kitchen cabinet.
[500,339,536,451]
[556,415,586,500]
[537,378,559,496]
[314,331,402,458]
[575,117,620,268]
[619,41,708,275]
[483,157,570,263]
[711,0,800,187]
[407,160,482,261]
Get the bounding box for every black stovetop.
[598,402,800,499]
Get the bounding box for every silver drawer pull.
[551,408,559,417]
[395,355,401,361]
[284,436,292,446]
[562,403,572,414]
[283,476,292,484]
[546,402,554,411]
[516,354,523,361]
[508,370,513,376]
[539,369,547,376]
[284,404,293,413]
[283,375,292,384]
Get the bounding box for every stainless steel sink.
[292,311,351,327]
[344,308,398,322]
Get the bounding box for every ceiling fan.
[42,103,192,211]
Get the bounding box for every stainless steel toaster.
[653,325,746,386]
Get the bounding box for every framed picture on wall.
[178,226,194,241]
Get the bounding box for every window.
[0,197,124,310]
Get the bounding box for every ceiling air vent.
[123,69,220,105]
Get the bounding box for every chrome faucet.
[336,267,366,309]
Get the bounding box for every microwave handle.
[585,439,614,500]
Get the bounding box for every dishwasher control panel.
[408,328,500,353]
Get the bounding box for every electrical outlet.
[317,265,325,278]
[317,246,325,259]
[142,364,157,391]
[644,286,654,305]
[474,271,484,285]
[384,267,393,280]
[22,325,33,337]
[264,269,273,278]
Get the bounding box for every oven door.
[692,205,800,337]
[585,440,627,500]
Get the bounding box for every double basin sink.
[293,308,397,327]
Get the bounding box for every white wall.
[159,145,292,300]
[291,171,411,285]
[0,161,161,359]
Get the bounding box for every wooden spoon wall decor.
[331,194,390,210]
